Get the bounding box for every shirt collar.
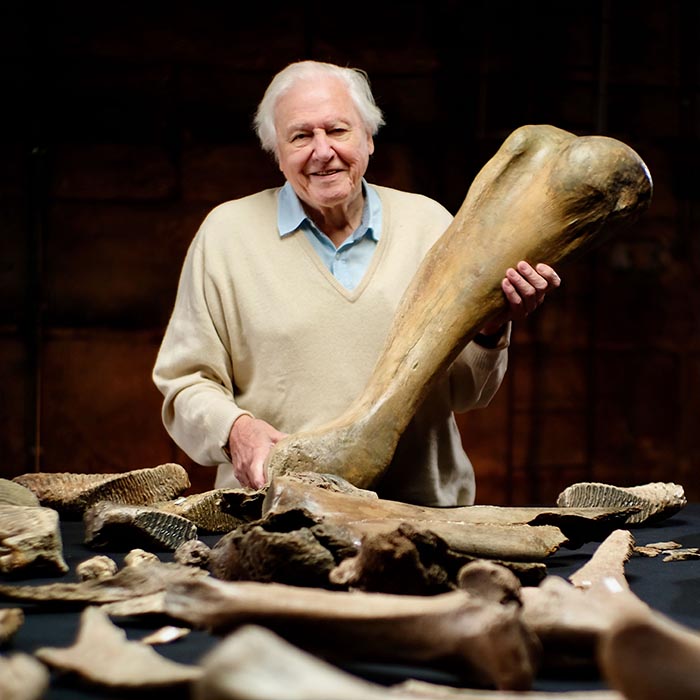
[277,179,381,242]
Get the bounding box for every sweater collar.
[277,179,381,242]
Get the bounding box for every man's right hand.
[227,415,288,489]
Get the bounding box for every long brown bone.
[165,577,539,690]
[266,125,652,487]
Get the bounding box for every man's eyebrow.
[285,118,352,133]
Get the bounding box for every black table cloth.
[2,505,699,698]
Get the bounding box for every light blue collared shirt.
[277,180,382,291]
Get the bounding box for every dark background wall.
[1,0,698,505]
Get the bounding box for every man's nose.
[311,131,334,160]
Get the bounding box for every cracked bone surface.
[164,576,539,690]
[265,125,652,488]
[262,474,638,557]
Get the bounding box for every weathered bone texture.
[265,126,652,487]
[36,606,201,688]
[0,608,24,645]
[76,555,119,581]
[174,539,212,568]
[0,504,68,574]
[0,653,50,700]
[634,540,681,557]
[0,559,208,606]
[165,576,539,689]
[568,529,635,590]
[329,524,454,594]
[456,561,522,606]
[156,489,244,532]
[598,599,700,700]
[13,463,190,516]
[556,481,686,524]
[0,478,40,507]
[124,547,160,566]
[102,592,168,617]
[263,475,637,552]
[329,524,546,593]
[83,501,198,551]
[194,624,619,700]
[661,548,700,561]
[209,524,340,587]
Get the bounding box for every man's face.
[274,75,374,214]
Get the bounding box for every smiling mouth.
[312,169,342,177]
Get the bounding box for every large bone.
[266,125,652,487]
[261,475,638,548]
[194,624,622,700]
[164,577,540,690]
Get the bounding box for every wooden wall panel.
[2,0,698,505]
[39,330,173,473]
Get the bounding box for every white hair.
[253,60,385,157]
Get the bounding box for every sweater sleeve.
[152,223,248,467]
[448,323,511,413]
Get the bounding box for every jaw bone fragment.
[265,126,652,488]
[0,504,68,574]
[13,463,190,516]
[35,606,201,688]
[164,576,539,690]
[556,481,686,525]
[156,489,247,533]
[83,500,198,551]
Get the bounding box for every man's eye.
[329,128,347,135]
[292,133,309,142]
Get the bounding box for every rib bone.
[266,125,652,487]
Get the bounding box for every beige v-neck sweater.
[153,185,509,506]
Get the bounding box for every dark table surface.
[2,504,699,698]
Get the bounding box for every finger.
[248,452,268,490]
[232,463,251,488]
[516,261,549,292]
[505,269,540,314]
[535,262,562,289]
[501,277,527,319]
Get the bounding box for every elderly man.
[153,60,560,506]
